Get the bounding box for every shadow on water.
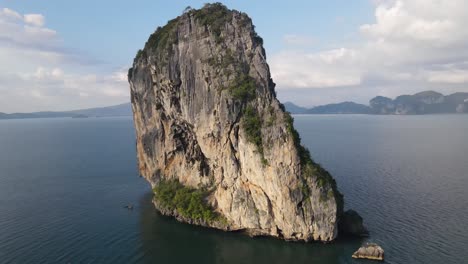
[137,192,366,264]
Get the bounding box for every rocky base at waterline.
[339,209,369,237]
[352,243,385,261]
[152,198,231,231]
[153,197,289,238]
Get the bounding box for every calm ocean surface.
[0,115,467,264]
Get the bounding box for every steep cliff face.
[128,3,343,242]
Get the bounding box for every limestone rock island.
[128,3,346,242]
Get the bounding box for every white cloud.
[24,14,45,27]
[32,67,62,79]
[270,0,468,101]
[0,7,129,112]
[272,49,361,88]
[0,8,59,52]
[1,67,128,111]
[1,8,21,20]
[427,69,468,84]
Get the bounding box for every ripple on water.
[0,116,467,264]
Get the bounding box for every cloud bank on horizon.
[1,0,468,112]
[271,0,468,106]
[0,7,128,112]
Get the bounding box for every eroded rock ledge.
[128,3,349,242]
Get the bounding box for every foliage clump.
[253,35,264,46]
[228,73,267,165]
[135,49,146,61]
[204,49,237,76]
[192,3,232,41]
[144,18,179,54]
[301,182,310,198]
[283,110,342,205]
[242,105,267,164]
[127,67,133,81]
[229,74,257,102]
[153,180,224,223]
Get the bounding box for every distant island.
[3,90,467,120]
[285,91,468,115]
[284,101,370,114]
[71,114,89,118]
[0,103,132,120]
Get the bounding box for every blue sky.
[1,0,468,112]
[2,0,372,68]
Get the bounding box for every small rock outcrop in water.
[352,243,385,261]
[128,3,349,242]
[124,205,134,210]
[339,209,369,237]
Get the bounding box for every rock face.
[128,3,344,242]
[352,243,385,261]
[339,209,369,237]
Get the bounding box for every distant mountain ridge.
[282,102,309,114]
[2,90,467,119]
[369,91,468,114]
[285,91,468,115]
[284,102,370,114]
[0,103,132,120]
[308,102,370,114]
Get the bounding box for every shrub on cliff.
[229,74,256,102]
[193,3,231,37]
[153,180,220,222]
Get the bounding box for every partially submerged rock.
[339,209,369,237]
[124,205,134,210]
[352,243,384,261]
